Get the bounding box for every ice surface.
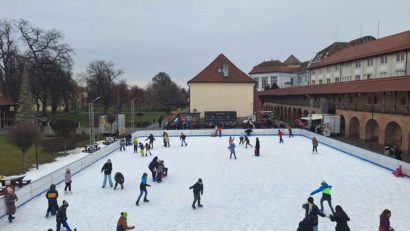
[1,136,409,230]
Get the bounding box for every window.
[396,53,405,62]
[262,77,268,88]
[311,80,316,85]
[355,61,361,68]
[270,76,277,85]
[379,72,387,78]
[367,59,373,66]
[380,56,388,64]
[319,79,323,84]
[326,79,331,84]
[355,75,360,80]
[335,78,340,83]
[395,70,405,76]
[366,74,372,79]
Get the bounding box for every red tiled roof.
[309,30,410,69]
[188,54,255,84]
[258,76,410,96]
[0,95,15,106]
[249,60,300,74]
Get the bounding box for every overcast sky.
[1,0,410,87]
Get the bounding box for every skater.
[136,173,151,206]
[46,184,59,218]
[180,132,187,146]
[244,135,253,148]
[255,137,260,156]
[120,138,126,151]
[329,205,350,231]
[302,197,326,231]
[278,130,284,143]
[310,181,335,214]
[64,168,72,193]
[145,143,152,156]
[228,141,236,159]
[189,178,204,209]
[133,137,139,153]
[163,132,170,147]
[139,142,145,156]
[117,212,135,231]
[101,159,113,188]
[145,134,155,149]
[228,136,234,144]
[379,209,394,231]
[245,128,252,136]
[125,134,132,146]
[288,125,294,138]
[297,217,314,231]
[148,156,159,181]
[114,172,125,190]
[56,200,75,231]
[5,187,18,223]
[239,134,244,146]
[156,160,168,182]
[312,137,319,154]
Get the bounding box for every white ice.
[1,136,409,231]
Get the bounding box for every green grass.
[0,134,88,176]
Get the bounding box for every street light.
[89,96,101,145]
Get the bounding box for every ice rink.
[1,135,409,230]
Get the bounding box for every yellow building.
[188,54,257,118]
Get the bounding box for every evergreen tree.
[15,68,36,122]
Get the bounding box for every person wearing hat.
[64,168,72,194]
[189,178,204,209]
[117,212,135,231]
[302,197,325,231]
[310,181,335,215]
[5,186,18,223]
[56,200,76,231]
[101,159,113,188]
[46,184,59,217]
[136,173,151,206]
[114,172,125,190]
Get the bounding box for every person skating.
[116,212,135,231]
[239,134,244,146]
[133,137,139,153]
[56,200,76,231]
[312,137,319,154]
[244,135,253,148]
[288,125,294,138]
[148,156,159,181]
[101,159,113,188]
[180,132,187,146]
[189,178,204,209]
[46,184,59,217]
[278,130,284,143]
[156,160,168,182]
[138,142,145,156]
[5,187,18,223]
[329,205,350,231]
[297,217,314,231]
[254,137,260,156]
[310,181,335,214]
[302,197,326,231]
[114,172,125,190]
[163,132,170,147]
[379,209,395,231]
[145,134,155,149]
[145,143,152,156]
[64,168,72,194]
[228,136,234,143]
[228,141,236,159]
[120,138,126,151]
[136,173,151,206]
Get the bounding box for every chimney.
[222,64,229,77]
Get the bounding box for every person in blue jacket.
[228,142,236,159]
[136,173,151,206]
[310,181,335,215]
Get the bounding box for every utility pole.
[89,96,101,145]
[131,99,135,132]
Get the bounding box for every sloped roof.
[0,95,15,106]
[283,55,301,66]
[188,54,255,84]
[310,30,410,69]
[249,60,300,74]
[258,76,410,96]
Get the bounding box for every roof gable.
[249,59,300,74]
[283,55,301,66]
[188,54,255,84]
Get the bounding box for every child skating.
[189,178,204,209]
[136,173,151,206]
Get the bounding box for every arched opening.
[297,108,302,119]
[303,110,308,117]
[339,115,346,136]
[284,107,288,121]
[292,108,297,121]
[287,108,291,121]
[349,117,360,139]
[384,121,402,146]
[365,119,379,143]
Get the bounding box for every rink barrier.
[0,141,120,219]
[2,128,409,218]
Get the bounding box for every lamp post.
[89,96,101,145]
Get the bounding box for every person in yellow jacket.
[117,212,135,231]
[133,137,139,153]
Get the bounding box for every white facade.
[309,50,410,85]
[251,72,297,90]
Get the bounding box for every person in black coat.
[329,205,350,231]
[245,135,253,148]
[148,157,159,181]
[302,197,325,230]
[114,172,124,190]
[145,134,155,149]
[101,159,113,188]
[254,137,260,156]
[56,200,75,231]
[180,132,187,146]
[189,178,203,209]
[46,184,59,217]
[297,217,314,231]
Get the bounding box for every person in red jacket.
[278,130,284,143]
[379,209,394,231]
[116,212,135,231]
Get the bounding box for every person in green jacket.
[310,181,335,215]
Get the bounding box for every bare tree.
[112,80,131,112]
[8,122,40,173]
[146,72,185,111]
[83,60,122,113]
[50,119,77,156]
